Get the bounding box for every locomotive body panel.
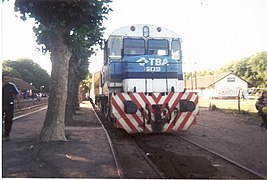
[122,79,184,93]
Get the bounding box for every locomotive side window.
[123,38,145,55]
[148,39,169,56]
[108,36,123,60]
[171,39,181,60]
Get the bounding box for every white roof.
[110,24,180,38]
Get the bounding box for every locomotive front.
[97,24,199,133]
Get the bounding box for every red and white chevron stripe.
[110,92,199,133]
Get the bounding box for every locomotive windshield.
[148,39,168,56]
[123,38,145,55]
[171,39,181,60]
[108,36,123,59]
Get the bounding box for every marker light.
[130,26,135,31]
[143,26,149,37]
[157,27,162,32]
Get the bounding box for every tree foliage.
[186,51,267,88]
[220,52,267,87]
[15,0,111,55]
[2,59,50,91]
[15,0,112,142]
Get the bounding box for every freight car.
[94,24,199,133]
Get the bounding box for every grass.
[198,97,258,113]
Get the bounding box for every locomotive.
[94,24,199,133]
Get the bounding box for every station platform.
[2,101,121,178]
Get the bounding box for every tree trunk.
[75,80,81,110]
[65,56,78,122]
[39,32,71,142]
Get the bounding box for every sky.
[1,0,267,74]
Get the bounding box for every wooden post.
[238,89,241,113]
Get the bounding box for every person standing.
[255,91,267,131]
[2,75,21,140]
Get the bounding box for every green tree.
[247,52,267,87]
[2,60,22,78]
[188,51,267,88]
[2,59,50,92]
[220,52,267,87]
[15,0,112,141]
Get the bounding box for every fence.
[198,97,257,113]
[14,98,48,112]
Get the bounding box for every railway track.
[13,99,48,119]
[131,137,166,178]
[94,107,165,178]
[14,105,47,120]
[93,108,124,178]
[94,104,266,178]
[172,133,266,179]
[132,133,266,179]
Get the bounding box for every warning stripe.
[176,93,198,130]
[128,93,152,132]
[151,93,162,104]
[159,92,175,113]
[117,93,150,132]
[165,92,197,131]
[111,92,198,133]
[117,93,142,131]
[117,93,140,125]
[177,112,192,130]
[139,93,153,113]
[111,96,138,133]
[165,93,184,132]
[112,98,133,132]
[183,114,196,130]
[169,93,184,112]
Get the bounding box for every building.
[185,72,249,99]
[5,76,37,91]
[4,76,39,99]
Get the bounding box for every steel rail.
[13,106,47,120]
[131,137,166,179]
[172,133,267,179]
[93,107,124,179]
[93,103,165,178]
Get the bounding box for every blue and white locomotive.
[95,24,198,133]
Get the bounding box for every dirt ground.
[2,102,119,178]
[186,107,267,177]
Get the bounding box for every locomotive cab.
[101,25,184,94]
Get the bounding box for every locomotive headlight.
[124,101,138,114]
[179,100,196,112]
[143,26,149,38]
